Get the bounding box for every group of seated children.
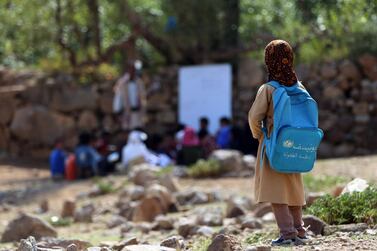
[49,116,258,179]
[49,132,115,180]
[49,130,172,180]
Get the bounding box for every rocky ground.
[0,155,377,251]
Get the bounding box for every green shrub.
[155,165,175,177]
[49,216,72,227]
[303,174,349,192]
[191,237,212,251]
[307,186,377,225]
[96,180,116,194]
[187,159,223,178]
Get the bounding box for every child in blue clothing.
[49,140,66,180]
[216,117,232,149]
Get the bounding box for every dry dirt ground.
[0,155,376,250]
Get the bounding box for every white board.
[179,64,232,134]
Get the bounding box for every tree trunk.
[87,0,102,57]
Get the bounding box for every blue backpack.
[260,81,324,173]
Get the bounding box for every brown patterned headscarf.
[264,40,298,86]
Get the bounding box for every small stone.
[61,200,76,218]
[154,215,174,230]
[196,208,223,226]
[241,218,263,230]
[107,215,127,229]
[17,236,37,251]
[253,203,272,218]
[196,226,215,236]
[66,244,78,251]
[177,218,198,238]
[207,234,243,251]
[366,229,377,235]
[261,212,275,223]
[74,203,95,223]
[160,236,182,249]
[39,200,49,213]
[112,237,138,251]
[303,215,327,235]
[121,245,175,251]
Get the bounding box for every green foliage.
[244,231,277,245]
[303,174,349,192]
[95,180,116,194]
[307,186,377,225]
[1,0,377,72]
[49,216,72,227]
[155,165,174,177]
[187,159,224,178]
[190,237,212,251]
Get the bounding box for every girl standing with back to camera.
[249,40,309,246]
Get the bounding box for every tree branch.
[120,0,175,63]
[55,0,77,66]
[87,0,102,57]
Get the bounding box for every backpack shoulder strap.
[266,81,281,89]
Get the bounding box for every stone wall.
[1,54,377,159]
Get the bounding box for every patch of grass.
[156,165,175,177]
[49,216,72,227]
[191,237,212,251]
[187,159,224,178]
[307,186,377,225]
[96,180,116,194]
[303,174,349,192]
[244,231,276,245]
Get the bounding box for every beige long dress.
[248,84,306,206]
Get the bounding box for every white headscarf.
[122,130,150,167]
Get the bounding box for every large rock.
[51,87,98,112]
[0,126,10,150]
[209,150,244,172]
[17,236,37,251]
[196,207,223,226]
[358,54,377,81]
[36,238,91,250]
[98,92,114,114]
[207,234,243,251]
[112,237,139,251]
[175,190,209,206]
[132,184,177,222]
[253,203,272,218]
[0,95,16,125]
[145,184,177,212]
[129,164,159,187]
[10,106,74,146]
[339,60,361,81]
[160,236,183,250]
[303,215,327,235]
[241,218,263,230]
[132,197,165,222]
[323,223,368,236]
[341,178,369,194]
[177,218,198,238]
[77,110,98,131]
[154,215,174,230]
[320,63,337,79]
[158,174,180,193]
[1,213,57,242]
[225,196,253,218]
[74,203,95,223]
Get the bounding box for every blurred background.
[0,0,377,161]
